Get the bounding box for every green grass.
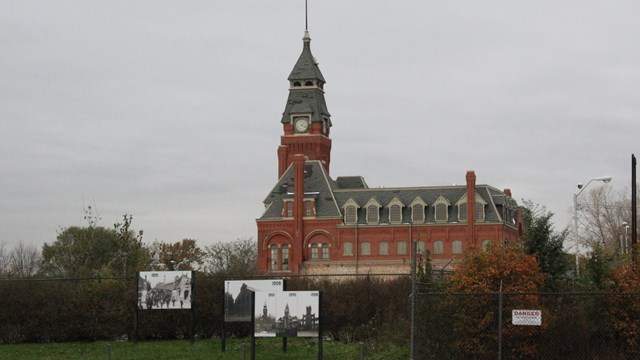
[0,338,384,360]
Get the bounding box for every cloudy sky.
[2,1,638,251]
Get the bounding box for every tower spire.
[305,0,308,31]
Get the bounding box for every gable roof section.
[260,161,341,220]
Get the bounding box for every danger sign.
[512,309,541,326]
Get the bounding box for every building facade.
[257,31,523,275]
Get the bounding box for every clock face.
[294,118,309,133]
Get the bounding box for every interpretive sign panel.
[255,291,320,338]
[512,309,542,326]
[137,271,192,310]
[224,279,283,322]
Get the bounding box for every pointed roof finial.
[303,0,310,43]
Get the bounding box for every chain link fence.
[3,273,640,359]
[414,288,640,359]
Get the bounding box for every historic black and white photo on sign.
[224,279,283,322]
[254,291,277,337]
[138,271,192,310]
[254,291,320,338]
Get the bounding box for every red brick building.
[257,31,523,275]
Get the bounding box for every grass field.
[0,338,408,360]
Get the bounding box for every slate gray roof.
[280,33,331,125]
[280,88,331,124]
[260,161,342,220]
[260,160,518,228]
[332,185,505,225]
[336,176,368,189]
[288,34,325,82]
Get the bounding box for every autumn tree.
[521,200,570,291]
[203,237,257,275]
[148,239,205,271]
[608,262,640,356]
[450,242,544,359]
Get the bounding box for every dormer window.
[475,203,485,221]
[455,192,487,222]
[433,196,450,223]
[367,205,379,224]
[342,199,360,225]
[389,205,401,223]
[305,80,314,86]
[365,198,381,225]
[387,197,404,224]
[410,197,427,223]
[458,203,468,222]
[293,81,302,87]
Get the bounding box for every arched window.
[304,80,314,86]
[458,203,468,221]
[412,204,425,223]
[310,244,319,260]
[435,203,448,222]
[281,245,289,270]
[367,205,379,224]
[270,245,279,271]
[475,203,485,221]
[322,244,330,260]
[389,205,402,224]
[345,206,357,224]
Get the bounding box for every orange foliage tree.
[609,262,640,355]
[450,242,544,359]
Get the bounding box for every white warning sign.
[512,309,542,326]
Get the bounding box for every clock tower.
[277,30,332,178]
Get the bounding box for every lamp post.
[622,221,630,254]
[573,176,612,276]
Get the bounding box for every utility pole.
[632,154,637,263]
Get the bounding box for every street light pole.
[573,176,612,277]
[622,222,630,254]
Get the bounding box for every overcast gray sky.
[2,1,638,250]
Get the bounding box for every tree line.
[0,207,257,279]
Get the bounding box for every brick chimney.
[292,154,306,272]
[466,171,476,246]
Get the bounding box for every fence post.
[498,280,503,360]
[410,240,417,360]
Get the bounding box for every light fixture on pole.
[573,176,612,277]
[622,221,630,254]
